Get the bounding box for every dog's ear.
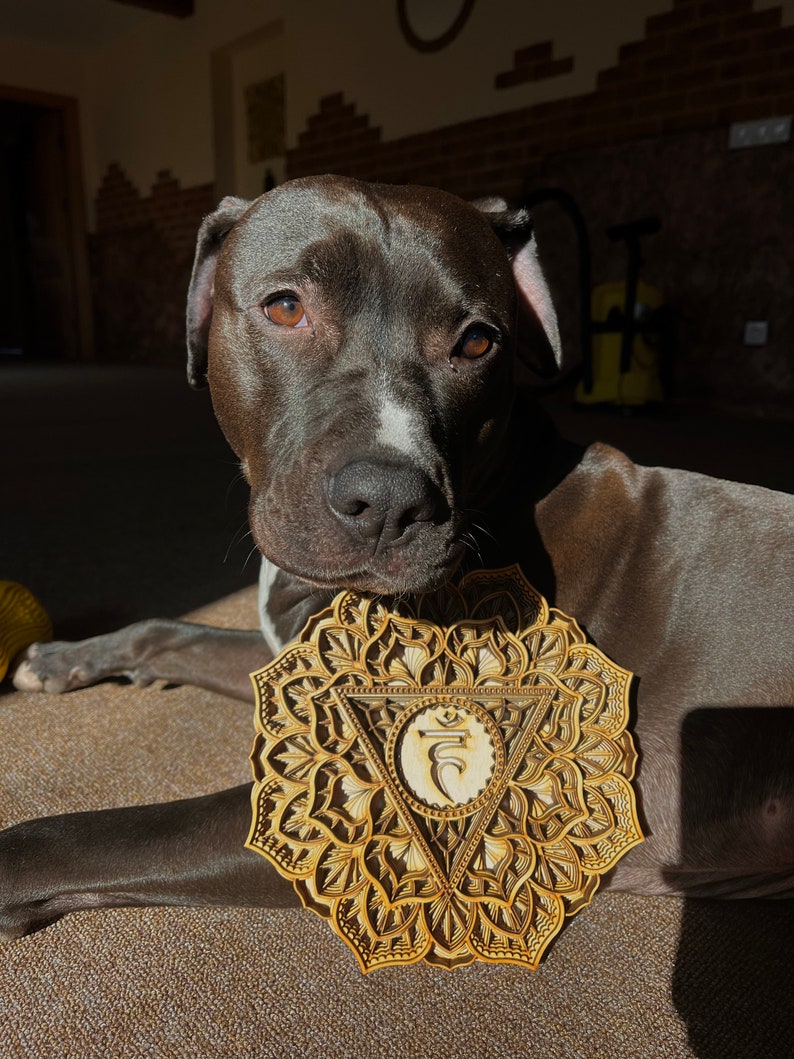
[186,196,250,388]
[474,197,562,376]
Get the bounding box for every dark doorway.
[0,90,92,360]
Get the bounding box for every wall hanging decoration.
[397,0,476,52]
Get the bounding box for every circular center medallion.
[386,698,504,818]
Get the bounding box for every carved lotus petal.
[363,833,438,905]
[247,565,643,971]
[308,762,378,846]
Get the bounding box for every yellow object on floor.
[0,581,53,682]
[576,279,664,406]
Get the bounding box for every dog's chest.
[257,557,335,653]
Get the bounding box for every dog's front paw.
[12,641,102,694]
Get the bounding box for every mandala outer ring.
[246,565,643,973]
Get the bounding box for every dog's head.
[187,176,559,594]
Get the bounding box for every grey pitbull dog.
[3,175,793,941]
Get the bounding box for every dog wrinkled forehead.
[217,175,516,308]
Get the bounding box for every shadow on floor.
[1,364,257,634]
[669,708,794,1058]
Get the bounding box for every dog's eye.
[459,326,494,360]
[264,295,308,328]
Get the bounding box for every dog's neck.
[496,391,584,504]
[461,393,584,601]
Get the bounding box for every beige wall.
[228,20,286,200]
[1,0,792,221]
[89,0,267,201]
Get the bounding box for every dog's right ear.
[186,196,250,388]
[474,197,562,378]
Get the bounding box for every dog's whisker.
[223,465,250,504]
[461,546,485,577]
[242,542,261,571]
[223,522,252,564]
[459,527,486,567]
[466,516,497,545]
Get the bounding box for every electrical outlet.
[729,116,791,149]
[743,321,769,346]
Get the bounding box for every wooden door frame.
[0,83,94,360]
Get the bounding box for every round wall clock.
[397,0,476,52]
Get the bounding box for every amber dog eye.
[459,326,494,359]
[264,295,308,327]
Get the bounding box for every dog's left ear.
[186,196,250,388]
[475,197,562,375]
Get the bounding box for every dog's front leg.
[12,621,269,702]
[0,784,295,941]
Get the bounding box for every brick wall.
[494,42,575,91]
[286,0,794,199]
[91,165,214,364]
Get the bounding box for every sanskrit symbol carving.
[393,700,497,811]
[420,719,469,802]
[247,565,643,972]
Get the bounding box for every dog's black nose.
[327,459,441,544]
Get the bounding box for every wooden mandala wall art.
[247,566,643,972]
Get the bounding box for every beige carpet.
[0,587,788,1059]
